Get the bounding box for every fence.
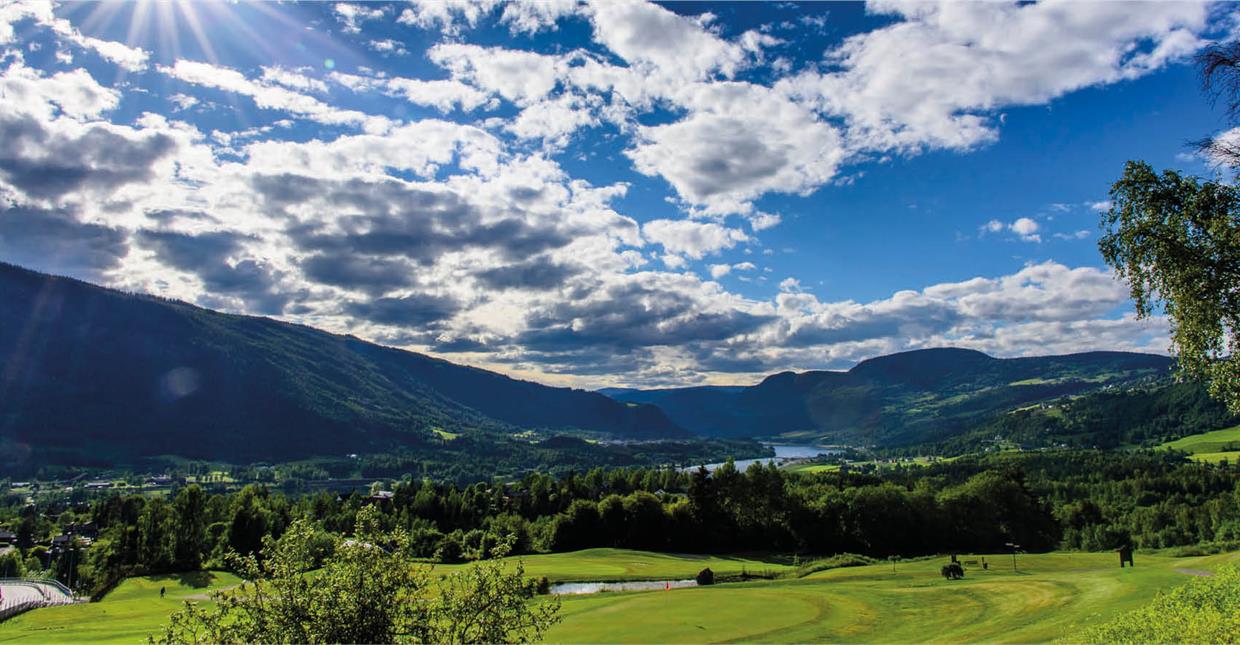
[0,578,80,623]
[0,600,39,622]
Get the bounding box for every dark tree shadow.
[147,571,218,589]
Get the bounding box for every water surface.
[693,444,837,472]
[550,579,697,595]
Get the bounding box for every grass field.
[1,550,1236,643]
[0,550,787,643]
[433,548,794,582]
[789,462,840,473]
[543,551,1240,644]
[788,455,959,475]
[1161,424,1240,464]
[0,571,241,644]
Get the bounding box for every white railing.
[0,578,80,622]
[0,600,39,622]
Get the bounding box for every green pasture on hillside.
[787,455,959,475]
[1161,424,1240,464]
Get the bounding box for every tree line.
[3,449,1237,597]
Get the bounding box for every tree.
[0,548,24,577]
[152,515,422,644]
[138,498,174,572]
[152,508,559,644]
[228,486,272,557]
[423,538,561,645]
[173,485,208,570]
[1100,40,1240,415]
[1196,42,1240,169]
[1101,161,1240,412]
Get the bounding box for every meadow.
[1161,424,1240,464]
[1,549,1236,644]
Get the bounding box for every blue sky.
[0,0,1234,387]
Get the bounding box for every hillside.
[1160,424,1240,464]
[0,263,686,467]
[606,348,1173,445]
[913,380,1238,455]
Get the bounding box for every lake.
[691,444,837,472]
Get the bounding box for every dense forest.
[7,450,1237,597]
[22,436,767,486]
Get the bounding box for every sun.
[65,0,312,67]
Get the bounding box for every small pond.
[549,579,698,595]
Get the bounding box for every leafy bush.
[793,553,878,578]
[696,567,714,586]
[1074,564,1240,644]
[151,508,561,644]
[940,562,964,580]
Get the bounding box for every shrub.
[1074,563,1240,644]
[151,512,561,644]
[941,562,964,580]
[696,567,714,586]
[794,553,878,578]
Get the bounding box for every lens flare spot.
[161,367,201,400]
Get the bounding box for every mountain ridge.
[605,347,1172,443]
[0,262,686,467]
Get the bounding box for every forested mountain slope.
[607,348,1172,445]
[0,262,685,466]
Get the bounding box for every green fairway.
[0,571,240,644]
[0,550,787,643]
[544,551,1240,644]
[3,550,1237,644]
[433,548,793,582]
[1160,424,1240,463]
[788,462,840,473]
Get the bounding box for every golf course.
[0,571,242,644]
[1,549,1235,644]
[546,551,1240,644]
[433,548,796,582]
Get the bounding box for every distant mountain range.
[0,262,684,467]
[603,348,1172,445]
[0,261,1178,471]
